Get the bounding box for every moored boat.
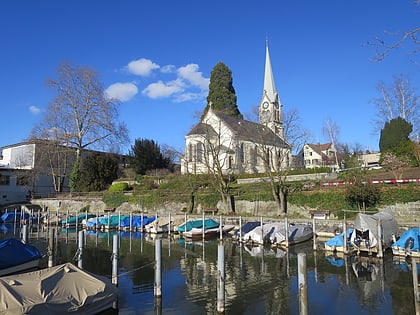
[182,224,235,240]
[177,218,219,234]
[0,262,118,313]
[349,207,398,255]
[0,238,43,276]
[324,228,354,252]
[391,227,420,258]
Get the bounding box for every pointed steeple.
[259,39,284,138]
[263,39,279,103]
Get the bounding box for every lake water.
[1,224,419,315]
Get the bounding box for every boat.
[232,221,261,240]
[85,214,130,230]
[0,262,118,314]
[270,223,313,247]
[391,227,420,258]
[324,228,354,252]
[118,215,156,231]
[242,222,313,247]
[61,213,96,227]
[0,238,43,276]
[349,207,398,255]
[177,218,220,234]
[145,215,185,234]
[182,224,235,240]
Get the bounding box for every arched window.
[188,143,193,162]
[196,142,203,162]
[238,143,245,164]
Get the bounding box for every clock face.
[262,101,269,109]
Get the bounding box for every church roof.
[187,111,289,148]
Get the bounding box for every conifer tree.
[202,62,242,119]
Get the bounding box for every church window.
[238,143,244,164]
[196,142,203,162]
[188,143,193,162]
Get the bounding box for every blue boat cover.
[393,228,420,252]
[325,228,354,247]
[0,212,31,223]
[0,238,42,269]
[119,215,156,228]
[178,218,219,233]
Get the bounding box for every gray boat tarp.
[350,207,398,249]
[0,262,117,314]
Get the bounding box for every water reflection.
[0,225,419,315]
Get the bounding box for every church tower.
[259,41,284,138]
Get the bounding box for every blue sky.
[1,1,419,154]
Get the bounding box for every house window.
[0,175,10,186]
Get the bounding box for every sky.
[1,1,419,155]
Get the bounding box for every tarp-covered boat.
[0,262,117,314]
[118,215,156,230]
[242,222,313,247]
[349,207,398,254]
[177,218,219,233]
[182,225,235,240]
[232,221,261,240]
[0,238,43,276]
[392,227,420,258]
[61,213,96,227]
[324,228,354,252]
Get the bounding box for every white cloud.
[160,65,176,74]
[29,105,41,114]
[177,64,209,90]
[105,82,138,102]
[127,58,160,76]
[142,79,185,99]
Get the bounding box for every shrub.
[108,182,130,192]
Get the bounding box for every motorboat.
[242,222,313,247]
[177,218,219,234]
[391,227,420,258]
[0,262,118,313]
[349,207,398,255]
[0,238,43,276]
[182,224,235,240]
[324,228,354,252]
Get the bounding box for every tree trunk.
[189,192,195,214]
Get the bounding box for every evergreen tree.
[78,154,120,191]
[379,117,412,152]
[129,138,170,175]
[202,62,242,119]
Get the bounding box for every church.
[181,43,291,175]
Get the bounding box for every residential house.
[297,142,340,170]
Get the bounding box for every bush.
[108,182,130,192]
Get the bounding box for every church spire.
[259,39,284,138]
[263,39,278,103]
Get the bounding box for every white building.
[296,142,340,170]
[181,43,291,175]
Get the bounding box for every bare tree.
[368,1,419,65]
[199,121,236,213]
[31,62,129,190]
[32,62,129,160]
[322,117,341,170]
[381,152,411,181]
[370,74,419,138]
